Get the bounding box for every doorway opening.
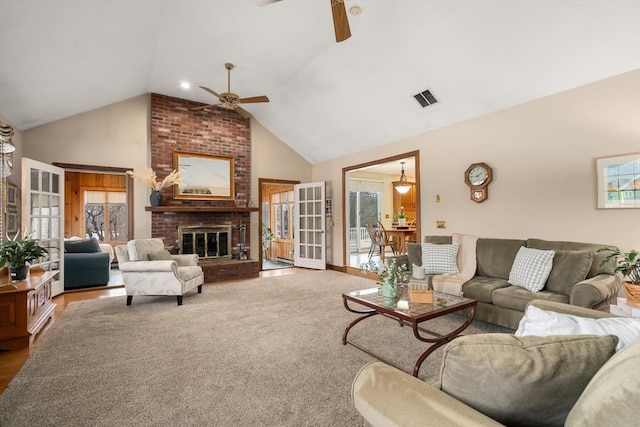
[342,151,420,274]
[259,178,299,271]
[53,162,134,246]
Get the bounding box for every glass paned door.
[22,158,65,296]
[294,182,325,270]
[349,191,380,253]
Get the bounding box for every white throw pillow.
[421,243,460,275]
[508,246,555,292]
[516,305,640,351]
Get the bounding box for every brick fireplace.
[148,93,259,282]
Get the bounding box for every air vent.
[413,89,438,108]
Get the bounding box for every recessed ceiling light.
[180,81,191,89]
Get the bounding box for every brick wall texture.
[149,94,258,281]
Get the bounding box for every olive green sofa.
[394,236,621,329]
[352,300,639,427]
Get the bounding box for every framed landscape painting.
[595,152,640,209]
[173,151,235,201]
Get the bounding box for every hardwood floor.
[0,267,300,394]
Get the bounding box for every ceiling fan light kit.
[190,62,269,119]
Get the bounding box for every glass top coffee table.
[342,287,477,377]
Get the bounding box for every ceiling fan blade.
[198,85,222,98]
[189,104,216,111]
[237,95,270,104]
[255,0,281,5]
[234,106,252,119]
[331,0,351,43]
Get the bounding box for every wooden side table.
[0,268,57,351]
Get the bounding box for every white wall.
[313,70,640,267]
[249,119,312,259]
[22,95,152,238]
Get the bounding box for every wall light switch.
[385,214,390,219]
[436,194,441,203]
[436,221,446,229]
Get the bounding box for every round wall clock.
[464,162,493,203]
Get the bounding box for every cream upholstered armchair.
[115,238,204,306]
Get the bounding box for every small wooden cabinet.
[0,269,57,351]
[392,182,417,221]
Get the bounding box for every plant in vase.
[360,258,411,298]
[597,247,640,307]
[396,206,407,226]
[0,231,49,281]
[127,168,185,207]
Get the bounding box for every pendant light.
[395,161,411,194]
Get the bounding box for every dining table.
[386,227,417,255]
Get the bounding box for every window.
[84,190,128,243]
[272,190,294,240]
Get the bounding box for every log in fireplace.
[178,225,232,259]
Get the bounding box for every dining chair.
[365,220,398,261]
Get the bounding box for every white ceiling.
[1,0,638,165]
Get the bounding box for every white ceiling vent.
[414,89,438,108]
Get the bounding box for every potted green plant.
[0,231,49,281]
[396,206,408,226]
[361,258,411,298]
[597,247,640,307]
[262,223,274,261]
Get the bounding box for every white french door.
[294,181,326,270]
[22,158,65,296]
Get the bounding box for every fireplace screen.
[179,225,232,259]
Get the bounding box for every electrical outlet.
[436,221,446,229]
[436,194,441,203]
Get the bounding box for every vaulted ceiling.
[0,0,638,164]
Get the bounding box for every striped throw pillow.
[421,243,460,275]
[508,247,555,292]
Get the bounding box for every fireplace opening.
[179,225,232,259]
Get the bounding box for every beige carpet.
[0,270,511,426]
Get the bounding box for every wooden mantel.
[145,206,259,213]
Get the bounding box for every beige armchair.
[115,238,204,306]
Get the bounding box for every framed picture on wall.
[6,211,18,234]
[595,152,640,209]
[6,182,17,207]
[173,151,235,201]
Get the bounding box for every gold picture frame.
[6,182,17,207]
[173,151,235,200]
[595,152,640,209]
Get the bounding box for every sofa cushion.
[526,238,616,278]
[64,238,101,253]
[421,243,460,275]
[439,334,618,427]
[545,250,593,295]
[127,238,165,261]
[492,285,569,311]
[476,238,526,280]
[508,247,555,292]
[565,338,640,427]
[148,249,173,261]
[461,276,511,304]
[516,305,640,351]
[406,242,422,268]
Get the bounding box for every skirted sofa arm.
[352,362,503,427]
[570,273,622,309]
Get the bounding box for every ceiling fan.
[256,0,351,43]
[190,63,269,119]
